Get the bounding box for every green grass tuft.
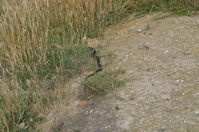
[132,0,199,16]
[83,70,126,94]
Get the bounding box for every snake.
[85,47,103,79]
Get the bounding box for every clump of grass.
[83,70,126,94]
[131,0,199,16]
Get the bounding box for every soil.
[41,13,199,132]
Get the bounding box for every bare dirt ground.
[41,13,199,132]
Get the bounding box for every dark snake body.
[86,47,103,79]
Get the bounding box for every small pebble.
[123,59,127,62]
[136,29,142,32]
[195,111,199,114]
[176,80,184,83]
[89,110,93,114]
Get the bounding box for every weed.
[83,70,126,94]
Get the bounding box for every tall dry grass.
[0,0,134,131]
[0,0,198,131]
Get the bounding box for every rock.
[135,29,142,32]
[194,110,199,114]
[89,110,93,114]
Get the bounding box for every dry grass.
[0,0,198,131]
[0,0,134,131]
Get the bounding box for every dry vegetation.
[0,0,198,131]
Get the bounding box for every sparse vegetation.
[132,0,199,15]
[83,70,126,94]
[0,0,198,131]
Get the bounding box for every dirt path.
[42,13,199,132]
